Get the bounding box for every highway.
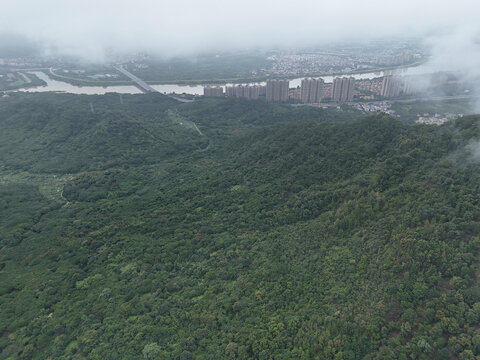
[113,65,156,92]
[113,65,193,103]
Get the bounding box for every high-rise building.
[332,77,355,103]
[235,86,244,98]
[224,85,263,100]
[300,78,324,103]
[266,81,273,101]
[332,78,343,102]
[258,85,266,96]
[402,76,417,96]
[245,85,260,100]
[346,77,355,102]
[203,86,224,97]
[266,79,289,102]
[225,86,235,97]
[381,75,403,98]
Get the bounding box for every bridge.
[113,65,157,93]
[113,65,193,102]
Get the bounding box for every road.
[113,65,193,103]
[113,65,157,92]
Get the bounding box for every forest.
[0,92,480,359]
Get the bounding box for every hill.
[1,93,480,359]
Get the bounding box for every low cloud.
[425,25,480,74]
[420,25,480,111]
[0,0,479,61]
[467,140,480,162]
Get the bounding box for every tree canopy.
[0,93,480,359]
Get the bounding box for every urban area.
[204,74,438,103]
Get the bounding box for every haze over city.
[0,0,479,62]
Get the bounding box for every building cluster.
[300,78,324,103]
[381,76,404,97]
[352,101,395,115]
[262,48,422,78]
[266,54,356,76]
[203,86,224,97]
[355,79,383,99]
[86,73,120,80]
[266,79,289,102]
[203,74,423,103]
[225,85,265,100]
[381,75,417,98]
[204,77,355,104]
[415,113,462,125]
[206,81,292,102]
[376,51,414,66]
[332,77,355,103]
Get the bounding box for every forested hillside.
[1,93,480,359]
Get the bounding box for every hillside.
[1,93,480,359]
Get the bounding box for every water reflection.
[15,65,432,96]
[21,71,142,95]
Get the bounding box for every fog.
[1,0,480,109]
[0,0,479,61]
[2,1,480,156]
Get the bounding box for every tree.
[142,342,162,360]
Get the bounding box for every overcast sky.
[0,0,479,61]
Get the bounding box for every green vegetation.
[0,92,480,359]
[392,98,474,123]
[45,52,272,86]
[0,71,45,91]
[47,67,132,87]
[125,52,271,83]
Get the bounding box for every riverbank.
[44,61,427,88]
[12,61,433,96]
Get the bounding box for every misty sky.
[0,0,479,61]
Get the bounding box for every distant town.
[263,49,419,77]
[203,73,453,104]
[0,41,473,125]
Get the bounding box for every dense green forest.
[1,93,480,359]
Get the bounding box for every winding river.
[16,65,432,96]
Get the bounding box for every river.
[16,65,432,96]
